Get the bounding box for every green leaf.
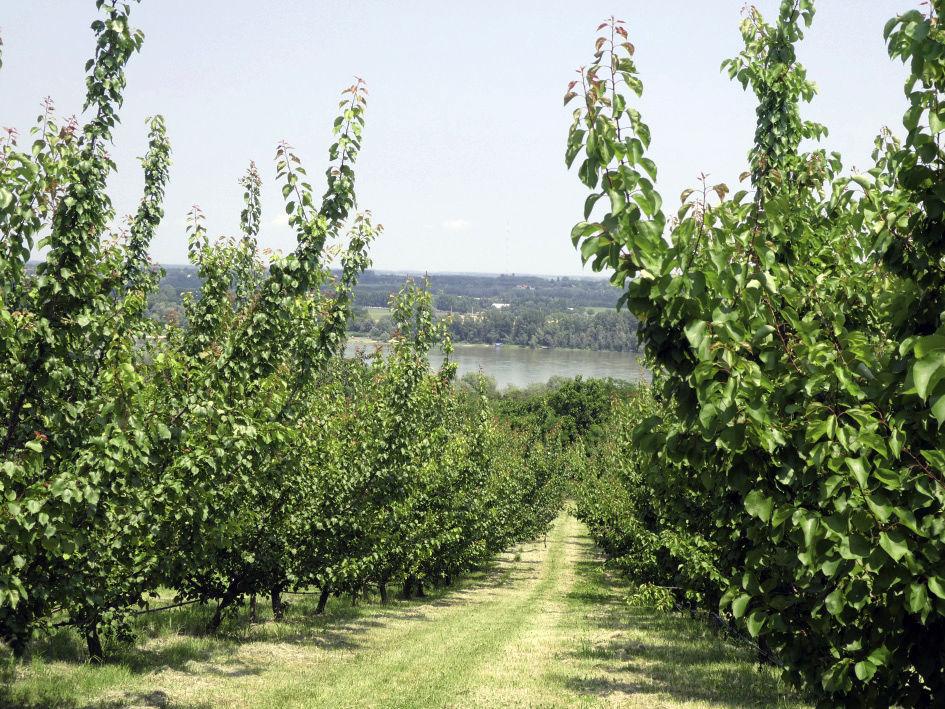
[846,457,869,488]
[867,646,891,667]
[879,530,909,562]
[854,660,877,682]
[745,609,766,638]
[583,193,603,219]
[744,489,773,522]
[578,158,600,189]
[914,333,945,358]
[913,354,944,401]
[931,109,945,134]
[825,587,845,616]
[607,188,626,216]
[580,237,602,264]
[684,320,707,350]
[907,582,929,614]
[865,495,893,523]
[732,594,751,619]
[821,558,843,577]
[639,157,657,180]
[801,516,821,548]
[931,395,945,427]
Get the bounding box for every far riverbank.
[345,338,647,389]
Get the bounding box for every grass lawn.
[363,306,390,322]
[1,515,806,708]
[361,306,454,322]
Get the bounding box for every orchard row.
[568,3,945,706]
[0,0,560,661]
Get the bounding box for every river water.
[345,339,647,389]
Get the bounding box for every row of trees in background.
[143,267,636,326]
[352,270,625,310]
[490,376,633,449]
[0,0,560,662]
[350,303,639,352]
[569,2,945,705]
[146,272,641,352]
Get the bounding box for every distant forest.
[350,271,627,310]
[147,266,639,352]
[350,306,638,352]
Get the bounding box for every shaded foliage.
[568,3,945,705]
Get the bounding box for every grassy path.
[3,514,804,708]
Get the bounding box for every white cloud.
[441,218,471,232]
[270,213,290,227]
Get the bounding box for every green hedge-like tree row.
[568,2,945,705]
[0,0,560,662]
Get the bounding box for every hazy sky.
[1,1,917,275]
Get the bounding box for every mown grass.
[552,551,806,708]
[363,306,390,322]
[0,516,807,708]
[0,557,516,709]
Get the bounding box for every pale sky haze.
[0,1,918,275]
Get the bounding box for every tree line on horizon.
[140,265,641,352]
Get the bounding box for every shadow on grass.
[92,690,214,709]
[2,540,546,708]
[559,548,805,708]
[0,686,213,709]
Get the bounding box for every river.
[345,339,647,389]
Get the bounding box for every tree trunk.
[757,635,776,666]
[6,633,28,659]
[402,576,414,599]
[444,574,452,587]
[1,615,32,659]
[378,580,389,604]
[208,601,227,632]
[208,578,241,632]
[85,625,104,664]
[1,596,44,658]
[416,580,426,598]
[271,585,284,621]
[315,586,331,615]
[249,594,258,623]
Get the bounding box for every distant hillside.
[148,266,624,316]
[145,266,638,352]
[350,270,623,312]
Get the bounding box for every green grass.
[1,516,806,708]
[360,306,453,323]
[363,306,390,322]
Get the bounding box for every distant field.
[363,306,454,322]
[363,306,389,321]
